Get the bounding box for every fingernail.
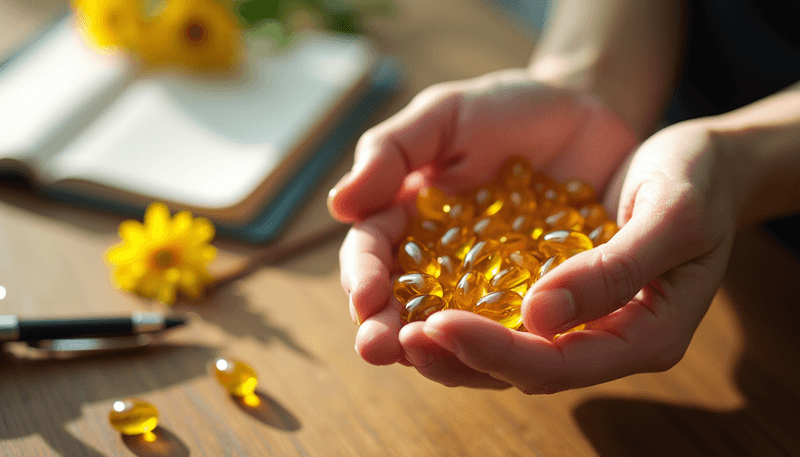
[404,347,434,367]
[423,325,459,355]
[349,299,361,325]
[327,172,352,216]
[532,288,576,334]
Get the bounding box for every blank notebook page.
[33,24,373,209]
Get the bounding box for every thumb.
[327,86,462,223]
[522,178,699,337]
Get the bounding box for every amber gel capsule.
[393,273,443,304]
[109,398,159,441]
[403,294,447,322]
[398,237,441,277]
[214,358,260,406]
[538,230,593,258]
[473,290,523,329]
[453,270,488,310]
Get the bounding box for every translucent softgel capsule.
[398,237,441,277]
[473,290,523,329]
[403,294,447,322]
[214,358,259,398]
[588,220,618,245]
[538,230,593,258]
[489,266,531,296]
[393,273,443,304]
[462,240,503,280]
[453,270,488,310]
[499,156,534,189]
[544,206,585,231]
[109,398,159,437]
[564,180,596,205]
[416,187,451,222]
[436,254,461,289]
[437,226,475,260]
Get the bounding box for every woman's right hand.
[327,69,638,384]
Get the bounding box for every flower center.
[153,249,177,269]
[185,21,207,46]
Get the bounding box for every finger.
[523,176,705,337]
[423,297,689,393]
[328,85,462,222]
[399,322,510,389]
[340,206,409,323]
[355,295,406,366]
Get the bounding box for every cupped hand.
[419,120,742,392]
[329,68,638,386]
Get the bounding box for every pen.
[0,312,186,342]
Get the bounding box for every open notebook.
[0,17,400,243]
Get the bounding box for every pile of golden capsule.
[394,156,618,330]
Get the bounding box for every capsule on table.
[109,398,159,438]
[213,358,259,398]
[403,294,448,322]
[473,290,523,329]
[453,270,488,310]
[489,265,531,296]
[462,240,503,280]
[398,237,441,277]
[538,230,593,258]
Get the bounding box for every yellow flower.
[105,203,217,305]
[74,0,142,50]
[138,0,242,72]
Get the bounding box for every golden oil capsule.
[393,273,443,304]
[442,197,475,226]
[489,266,531,296]
[462,240,503,279]
[500,156,534,189]
[109,398,159,436]
[214,358,259,397]
[398,237,441,277]
[472,215,511,240]
[416,187,451,222]
[578,203,610,231]
[533,174,569,210]
[538,230,593,258]
[470,185,505,217]
[407,218,445,246]
[554,323,586,339]
[510,213,547,240]
[504,250,541,276]
[437,226,475,260]
[537,253,569,279]
[403,294,447,322]
[473,290,523,329]
[436,254,461,289]
[498,232,530,253]
[564,180,596,205]
[453,270,488,310]
[502,188,537,218]
[589,220,618,245]
[544,206,585,231]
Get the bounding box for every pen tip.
[165,316,187,329]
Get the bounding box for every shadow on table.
[574,228,800,456]
[178,286,318,363]
[231,391,301,431]
[0,344,216,457]
[121,426,190,457]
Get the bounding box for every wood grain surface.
[2,1,800,456]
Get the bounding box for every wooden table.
[2,1,800,455]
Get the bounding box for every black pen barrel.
[17,318,133,341]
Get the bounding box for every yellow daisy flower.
[74,0,143,50]
[138,0,243,72]
[105,202,217,305]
